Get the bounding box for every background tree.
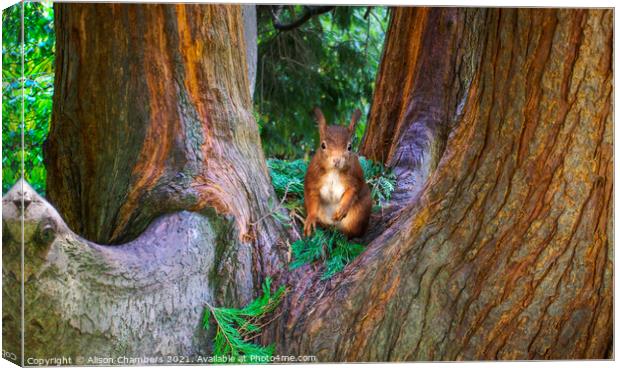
[255,5,388,158]
[2,4,612,364]
[242,5,257,96]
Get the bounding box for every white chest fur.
[318,171,345,225]
[320,171,345,204]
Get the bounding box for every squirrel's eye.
[321,142,326,150]
[347,143,352,151]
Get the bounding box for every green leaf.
[3,1,54,195]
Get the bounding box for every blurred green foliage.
[255,6,388,159]
[2,1,54,194]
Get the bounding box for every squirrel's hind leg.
[338,193,372,238]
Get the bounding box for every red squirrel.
[303,107,372,238]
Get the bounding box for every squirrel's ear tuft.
[313,107,327,136]
[348,109,362,133]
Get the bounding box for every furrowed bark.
[45,3,284,256]
[44,1,290,315]
[361,8,482,213]
[280,7,613,361]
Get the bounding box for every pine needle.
[290,228,365,279]
[203,277,286,363]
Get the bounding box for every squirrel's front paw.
[303,216,317,237]
[333,207,348,221]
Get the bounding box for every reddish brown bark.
[280,7,613,360]
[361,7,481,210]
[45,3,286,255]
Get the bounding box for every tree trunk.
[279,7,613,360]
[3,181,245,362]
[360,8,468,214]
[44,3,283,250]
[2,3,289,365]
[2,5,612,364]
[43,2,289,347]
